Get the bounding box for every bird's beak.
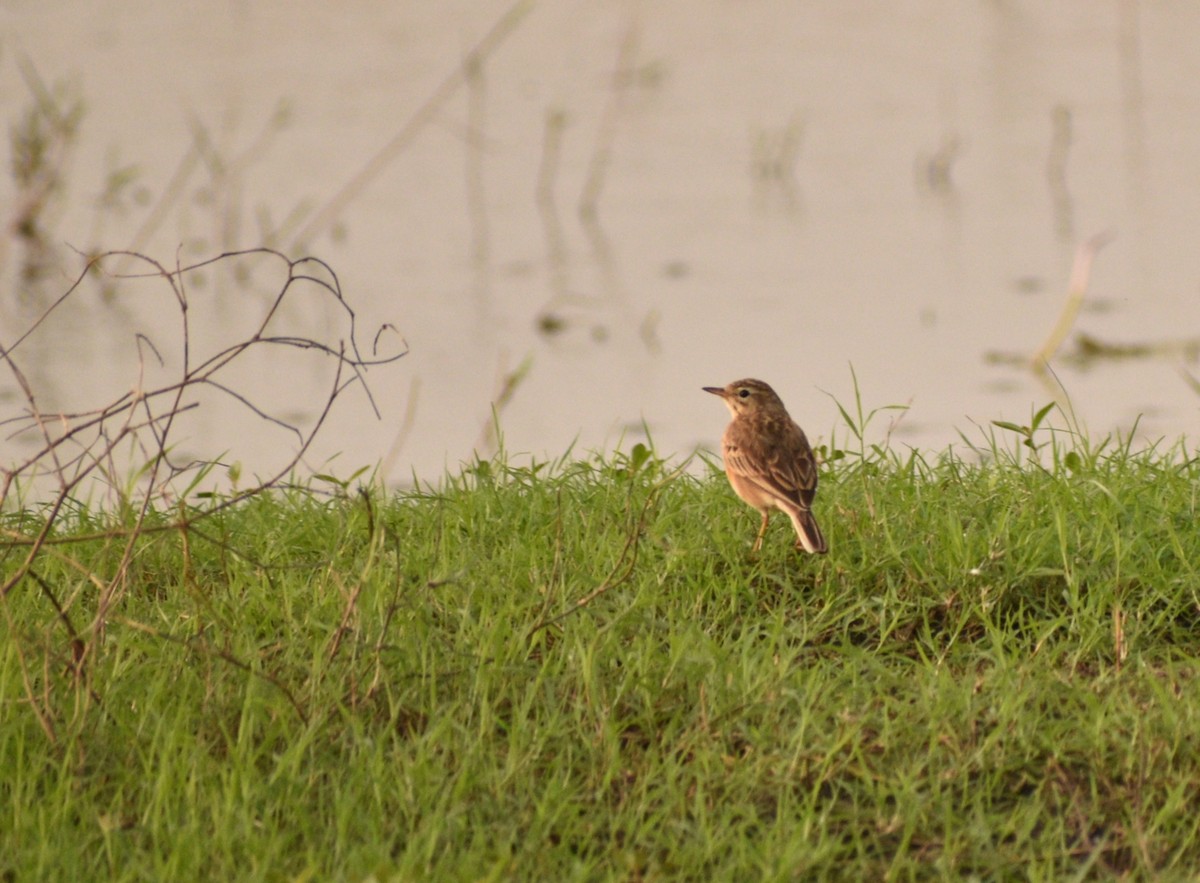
[702,386,726,397]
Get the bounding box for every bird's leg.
[751,511,769,553]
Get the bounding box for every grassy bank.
[4,429,1200,880]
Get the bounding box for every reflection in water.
[4,63,83,291]
[287,1,535,253]
[1,250,406,504]
[1116,0,1150,276]
[465,44,490,304]
[3,2,1200,490]
[750,113,805,216]
[533,14,644,346]
[1046,103,1074,244]
[578,14,639,223]
[536,108,570,311]
[916,134,962,196]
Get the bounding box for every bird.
[703,378,827,554]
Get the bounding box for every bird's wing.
[723,425,818,510]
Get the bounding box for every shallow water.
[2,1,1199,490]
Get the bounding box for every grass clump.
[4,432,1200,880]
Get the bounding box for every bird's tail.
[787,506,828,555]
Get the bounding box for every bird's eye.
[738,388,751,399]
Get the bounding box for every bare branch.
[0,247,405,739]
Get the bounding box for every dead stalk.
[1030,231,1115,372]
[1,247,405,737]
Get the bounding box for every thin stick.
[526,458,691,638]
[327,573,365,663]
[289,0,533,247]
[579,13,640,219]
[116,618,310,724]
[1030,231,1115,372]
[475,353,533,455]
[381,375,421,483]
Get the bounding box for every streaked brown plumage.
[703,378,827,554]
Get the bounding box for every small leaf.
[629,443,651,474]
[835,401,862,441]
[1030,402,1057,432]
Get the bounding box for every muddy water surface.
[3,2,1199,489]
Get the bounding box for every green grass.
[4,429,1200,881]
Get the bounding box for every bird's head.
[702,378,784,418]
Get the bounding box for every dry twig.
[0,247,405,740]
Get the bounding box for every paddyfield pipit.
[703,378,828,555]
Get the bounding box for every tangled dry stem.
[0,247,405,742]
